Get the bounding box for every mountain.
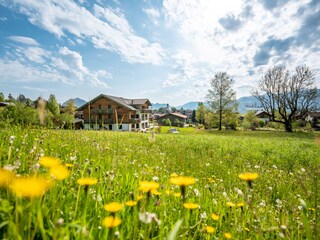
[237,96,262,114]
[62,98,87,108]
[151,103,169,109]
[176,101,201,110]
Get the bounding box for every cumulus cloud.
[3,0,165,65]
[162,0,319,99]
[219,13,242,31]
[1,40,111,88]
[143,7,161,25]
[8,36,40,45]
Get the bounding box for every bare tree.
[252,66,318,132]
[207,72,238,130]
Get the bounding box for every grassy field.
[0,127,319,239]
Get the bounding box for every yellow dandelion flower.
[39,156,61,168]
[224,232,232,239]
[104,202,123,212]
[169,176,196,187]
[166,190,173,195]
[139,181,160,193]
[102,216,122,228]
[211,213,219,221]
[65,163,74,168]
[206,226,215,233]
[227,202,236,207]
[151,189,162,196]
[137,195,144,201]
[244,227,250,232]
[239,173,258,181]
[170,173,179,178]
[183,202,199,210]
[0,169,15,187]
[237,202,245,207]
[50,165,70,180]
[173,192,181,197]
[125,201,137,207]
[10,176,52,198]
[77,177,98,186]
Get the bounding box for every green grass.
[0,127,319,239]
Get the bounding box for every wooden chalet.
[77,94,152,131]
[157,112,188,127]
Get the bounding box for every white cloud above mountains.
[0,0,319,105]
[1,37,111,88]
[161,0,320,98]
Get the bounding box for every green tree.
[207,72,238,130]
[252,66,318,132]
[17,94,27,103]
[0,92,4,102]
[196,102,206,124]
[64,100,77,115]
[46,94,60,116]
[244,111,260,129]
[191,110,196,123]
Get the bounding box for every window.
[99,105,101,109]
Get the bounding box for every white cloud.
[143,7,161,25]
[5,0,166,65]
[1,42,111,89]
[8,36,40,45]
[0,16,8,21]
[23,47,49,64]
[161,0,318,99]
[51,46,111,88]
[22,85,50,92]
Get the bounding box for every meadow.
[0,127,319,239]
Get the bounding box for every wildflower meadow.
[0,127,319,239]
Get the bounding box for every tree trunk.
[219,109,222,130]
[285,121,293,132]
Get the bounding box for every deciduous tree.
[252,66,318,132]
[206,72,238,130]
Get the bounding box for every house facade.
[156,112,188,127]
[77,94,152,131]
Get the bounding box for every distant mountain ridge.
[62,98,87,108]
[69,90,320,113]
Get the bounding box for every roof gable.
[77,94,151,111]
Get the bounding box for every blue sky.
[0,0,319,106]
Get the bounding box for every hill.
[62,98,87,108]
[151,103,169,109]
[176,101,200,110]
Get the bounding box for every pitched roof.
[77,94,151,111]
[307,112,320,118]
[158,112,188,119]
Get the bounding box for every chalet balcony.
[83,118,114,124]
[140,109,152,114]
[90,108,113,115]
[129,118,141,123]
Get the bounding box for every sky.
[0,0,319,106]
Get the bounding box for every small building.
[157,112,188,127]
[0,102,15,107]
[77,94,152,131]
[304,112,320,123]
[255,111,271,122]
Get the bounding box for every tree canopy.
[252,65,318,132]
[206,72,238,130]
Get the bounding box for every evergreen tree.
[46,94,60,116]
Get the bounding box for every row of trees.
[0,93,77,129]
[197,65,318,132]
